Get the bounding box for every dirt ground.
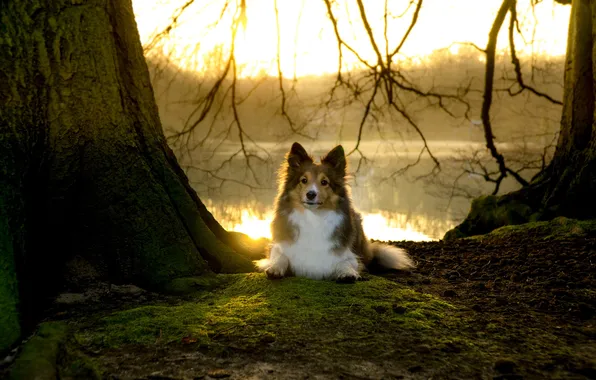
[2,221,596,380]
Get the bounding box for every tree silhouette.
[146,0,565,197]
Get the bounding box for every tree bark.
[0,195,20,352]
[0,0,253,350]
[446,0,596,239]
[538,0,596,218]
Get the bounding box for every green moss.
[59,340,102,380]
[76,274,456,355]
[471,216,596,241]
[10,321,102,380]
[164,273,236,295]
[445,195,534,240]
[10,322,69,380]
[32,29,51,81]
[68,273,583,376]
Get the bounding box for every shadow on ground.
[4,218,596,379]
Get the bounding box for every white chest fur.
[274,209,359,280]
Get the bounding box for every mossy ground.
[31,277,596,377]
[77,275,457,356]
[8,322,68,380]
[5,219,596,379]
[475,216,596,241]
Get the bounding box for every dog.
[255,142,414,283]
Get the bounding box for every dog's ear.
[322,145,346,176]
[287,142,312,168]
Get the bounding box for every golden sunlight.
[361,213,433,242]
[213,206,434,242]
[230,210,274,240]
[133,0,570,77]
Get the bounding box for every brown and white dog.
[255,142,414,282]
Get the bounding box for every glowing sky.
[132,0,570,77]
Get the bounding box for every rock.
[110,284,145,295]
[55,293,88,305]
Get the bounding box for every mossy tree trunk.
[0,0,254,351]
[537,0,596,217]
[446,0,596,239]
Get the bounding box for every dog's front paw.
[265,265,286,279]
[336,274,358,284]
[266,268,285,279]
[334,260,360,284]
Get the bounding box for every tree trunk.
[0,0,254,351]
[538,0,596,217]
[445,0,596,239]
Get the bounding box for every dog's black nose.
[306,191,317,200]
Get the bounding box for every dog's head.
[282,142,347,210]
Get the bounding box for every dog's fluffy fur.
[255,142,414,282]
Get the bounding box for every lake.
[184,139,530,242]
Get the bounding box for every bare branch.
[274,0,313,140]
[480,0,529,192]
[507,1,563,105]
[390,102,440,174]
[143,0,196,52]
[323,0,375,70]
[355,0,384,66]
[448,41,486,54]
[389,0,423,57]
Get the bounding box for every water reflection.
[193,139,535,242]
[205,200,452,242]
[360,213,434,242]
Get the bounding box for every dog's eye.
[301,177,308,184]
[321,179,328,186]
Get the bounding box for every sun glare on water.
[230,210,274,240]
[220,208,433,242]
[361,213,433,242]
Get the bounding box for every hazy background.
[132,0,568,241]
